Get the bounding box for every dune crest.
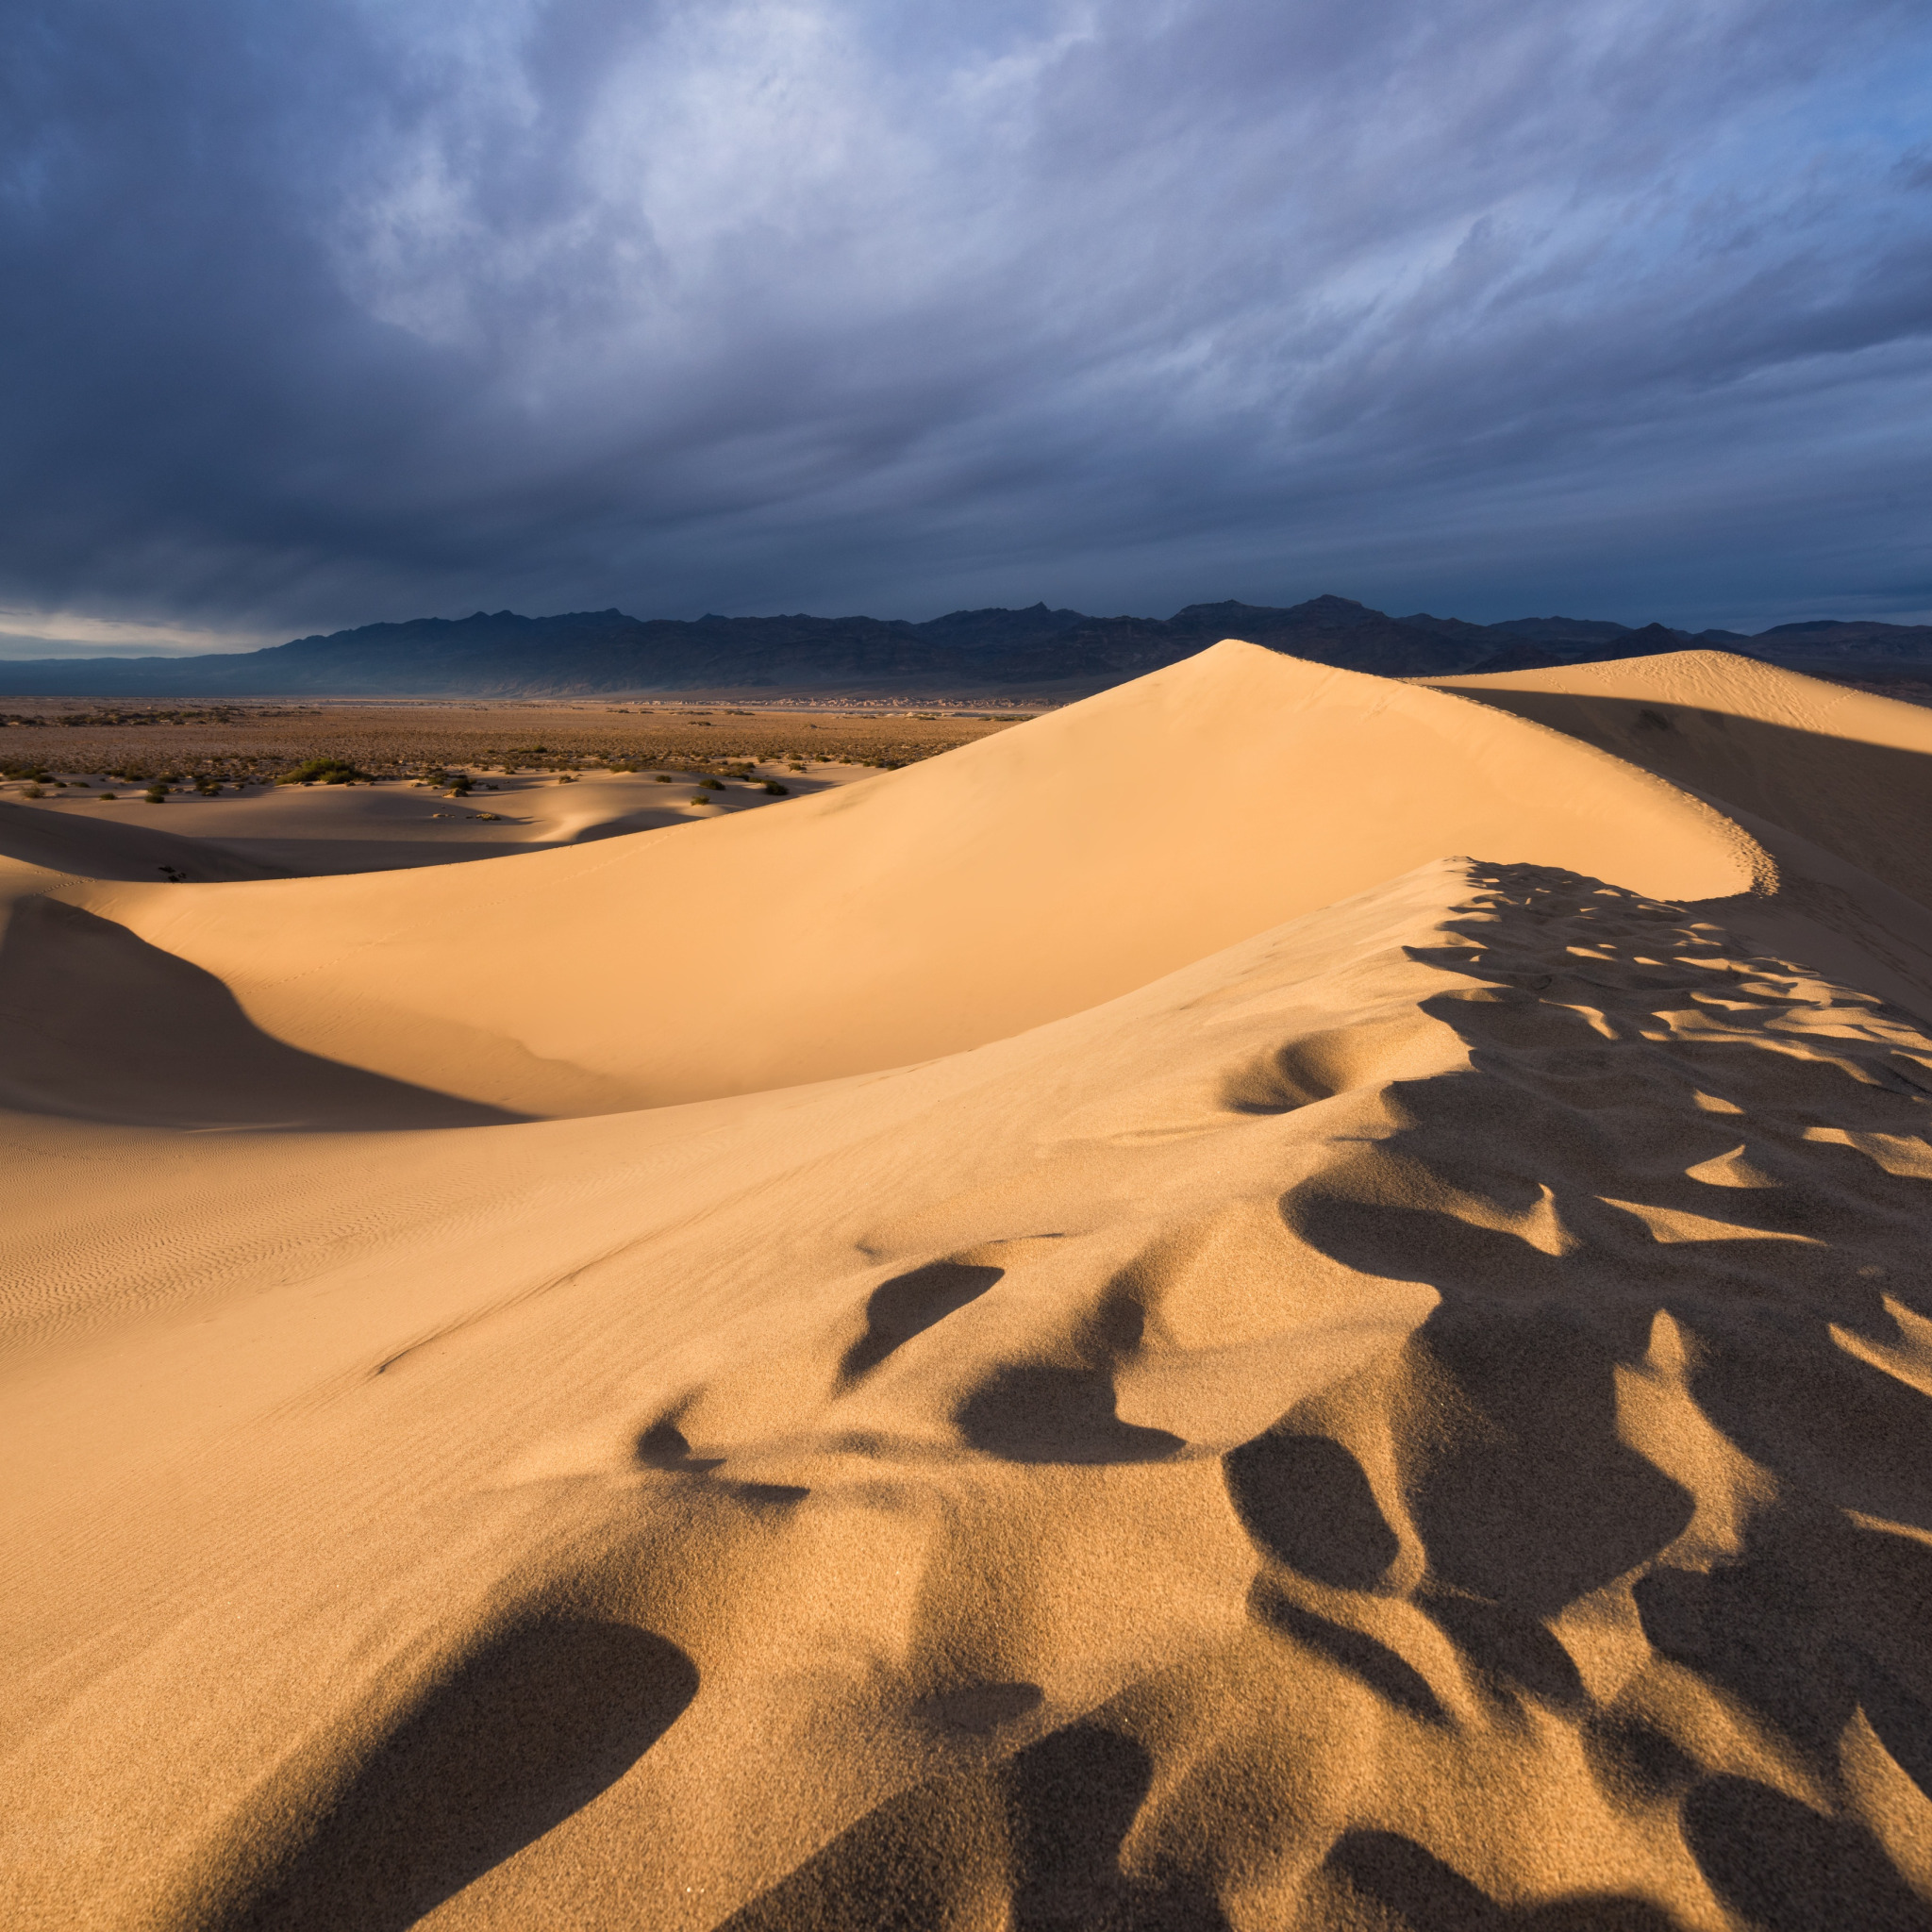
[36,643,1763,1116]
[4,645,1929,1928]
[1434,647,1932,909]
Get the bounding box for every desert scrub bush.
[696,777,724,791]
[762,781,788,795]
[654,774,674,783]
[21,783,43,798]
[143,785,166,803]
[277,758,370,786]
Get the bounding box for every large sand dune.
[25,645,1766,1116]
[3,643,1929,1928]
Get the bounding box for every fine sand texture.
[3,642,1929,1929]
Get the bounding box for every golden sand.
[2,644,1927,1928]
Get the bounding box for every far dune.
[1431,649,1932,908]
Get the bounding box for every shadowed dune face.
[1434,650,1932,910]
[0,799,290,883]
[0,893,528,1127]
[7,645,1932,1929]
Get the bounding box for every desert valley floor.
[4,642,1931,1929]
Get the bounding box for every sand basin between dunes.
[2,641,1929,1930]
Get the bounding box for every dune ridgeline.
[3,641,1929,1929]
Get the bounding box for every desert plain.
[3,641,1930,1928]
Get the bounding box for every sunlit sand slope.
[1433,649,1932,909]
[3,858,1929,1928]
[40,643,1762,1115]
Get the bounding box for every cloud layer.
[4,0,1930,642]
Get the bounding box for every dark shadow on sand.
[214,1620,697,1932]
[0,895,531,1127]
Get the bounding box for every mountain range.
[1,595,1928,696]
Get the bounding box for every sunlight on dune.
[3,645,1929,1929]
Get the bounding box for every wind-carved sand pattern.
[2,644,1929,1927]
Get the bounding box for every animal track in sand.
[911,1680,1043,1737]
[717,1720,1232,1932]
[184,858,1932,1929]
[1219,1012,1443,1117]
[838,1257,1005,1386]
[1224,1429,1399,1591]
[197,1619,697,1932]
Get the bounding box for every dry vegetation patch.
[0,700,1027,784]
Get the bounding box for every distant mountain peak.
[4,595,1928,697]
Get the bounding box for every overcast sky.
[4,0,1930,654]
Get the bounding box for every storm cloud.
[4,0,1930,646]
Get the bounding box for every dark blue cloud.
[3,0,1929,648]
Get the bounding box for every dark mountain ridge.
[0,596,1926,697]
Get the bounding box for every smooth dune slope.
[3,642,1930,1930]
[42,643,1763,1114]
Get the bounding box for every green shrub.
[762,781,788,795]
[276,758,370,786]
[143,787,166,804]
[696,777,725,791]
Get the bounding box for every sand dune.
[0,759,869,878]
[1433,649,1932,910]
[33,644,1765,1116]
[3,642,1930,1928]
[0,796,290,884]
